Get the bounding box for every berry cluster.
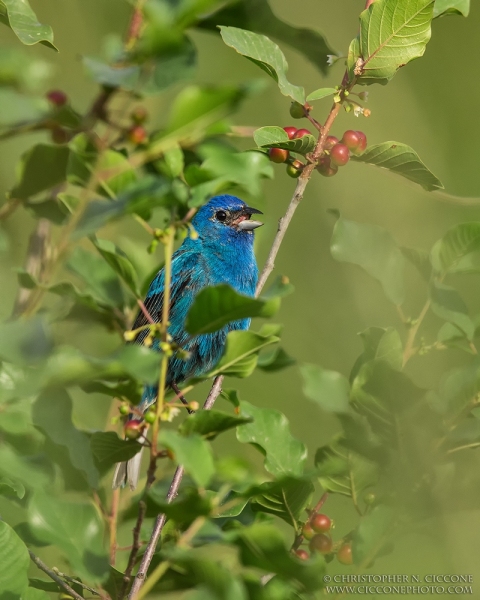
[294,511,354,566]
[267,126,312,178]
[317,130,367,177]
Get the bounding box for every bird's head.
[191,195,263,241]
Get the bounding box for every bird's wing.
[131,248,206,343]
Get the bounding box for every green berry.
[289,101,305,119]
[286,160,302,178]
[144,410,156,424]
[119,403,130,416]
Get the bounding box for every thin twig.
[28,551,86,600]
[171,381,194,413]
[51,570,107,599]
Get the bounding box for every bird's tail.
[112,386,157,490]
[112,430,145,491]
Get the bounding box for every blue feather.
[113,194,262,489]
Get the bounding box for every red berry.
[316,156,338,177]
[286,160,303,178]
[294,549,309,561]
[293,128,311,139]
[341,130,361,151]
[355,131,367,153]
[337,542,353,565]
[324,136,339,151]
[302,523,315,540]
[283,126,297,140]
[128,125,147,145]
[131,106,148,124]
[311,514,332,533]
[46,90,68,107]
[330,143,350,167]
[290,102,305,119]
[268,147,289,163]
[124,419,144,440]
[309,533,333,554]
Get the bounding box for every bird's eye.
[215,210,227,222]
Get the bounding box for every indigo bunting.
[113,194,263,489]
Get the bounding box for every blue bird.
[113,194,263,489]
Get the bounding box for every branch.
[28,551,86,600]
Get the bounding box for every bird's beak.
[236,205,264,231]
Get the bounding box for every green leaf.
[306,87,337,102]
[166,84,246,134]
[83,56,139,88]
[28,492,109,583]
[75,177,171,238]
[0,0,56,49]
[315,438,378,498]
[9,144,69,201]
[0,476,25,499]
[301,364,350,414]
[208,330,279,378]
[434,0,470,17]
[149,487,213,526]
[231,523,325,592]
[0,317,52,366]
[351,360,426,444]
[197,149,273,200]
[22,588,50,600]
[356,0,434,85]
[401,246,432,282]
[185,285,275,335]
[159,144,184,178]
[431,222,480,274]
[330,213,406,305]
[257,346,295,372]
[0,444,50,490]
[0,521,29,598]
[179,410,253,440]
[159,430,214,488]
[251,477,314,527]
[350,327,403,382]
[236,401,307,476]
[219,26,305,104]
[351,141,443,191]
[197,0,335,76]
[92,238,140,297]
[32,390,99,488]
[68,246,125,308]
[90,432,143,467]
[352,505,394,563]
[430,281,475,340]
[253,126,315,155]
